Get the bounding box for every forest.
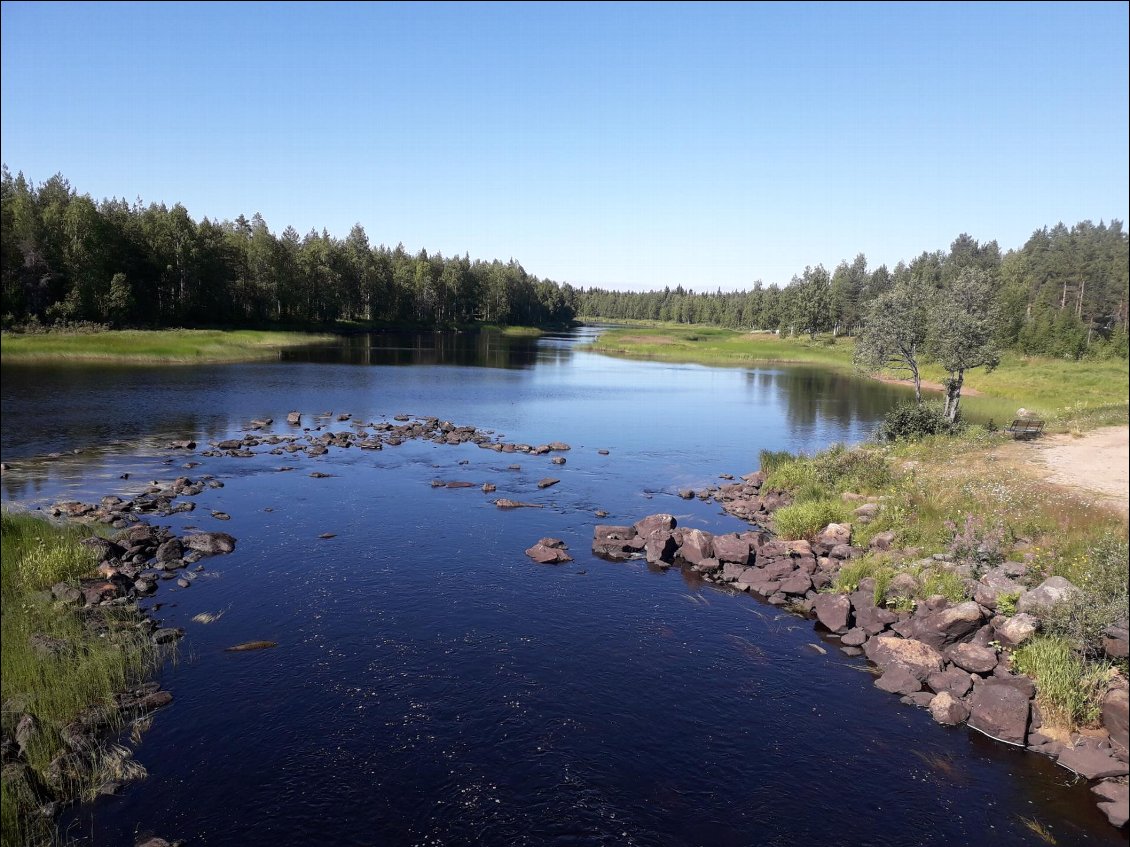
[2,167,1127,359]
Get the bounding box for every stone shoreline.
[581,468,1129,830]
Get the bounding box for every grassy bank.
[759,434,1128,735]
[585,323,1129,430]
[0,328,337,364]
[1,512,154,846]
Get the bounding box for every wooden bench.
[1006,418,1045,439]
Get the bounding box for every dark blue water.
[1,328,1118,846]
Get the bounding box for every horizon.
[2,1,1127,292]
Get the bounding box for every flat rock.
[1091,779,1129,828]
[1056,738,1129,780]
[927,667,974,699]
[994,612,1038,648]
[908,601,983,650]
[537,478,560,489]
[525,543,573,564]
[864,636,944,681]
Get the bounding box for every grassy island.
[0,328,338,364]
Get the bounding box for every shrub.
[772,498,850,540]
[945,514,1006,574]
[996,591,1021,616]
[877,400,961,442]
[1012,636,1112,729]
[833,559,880,594]
[1040,535,1129,656]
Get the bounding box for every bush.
[1041,535,1129,656]
[877,400,961,442]
[1012,636,1112,729]
[773,498,850,540]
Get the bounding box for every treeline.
[2,167,1127,358]
[0,168,578,329]
[579,228,1129,359]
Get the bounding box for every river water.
[0,328,1119,846]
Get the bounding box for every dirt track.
[1014,425,1130,516]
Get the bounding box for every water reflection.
[279,329,546,369]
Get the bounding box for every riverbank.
[0,329,339,364]
[585,323,1130,431]
[0,324,553,365]
[0,512,177,846]
[589,430,1129,829]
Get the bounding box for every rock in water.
[224,641,278,652]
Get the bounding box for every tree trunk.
[911,362,922,404]
[943,369,964,424]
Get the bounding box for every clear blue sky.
[2,1,1127,291]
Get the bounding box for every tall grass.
[0,328,335,364]
[1,511,155,843]
[772,498,851,540]
[1011,636,1112,730]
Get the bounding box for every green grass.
[0,328,337,364]
[1011,636,1112,730]
[772,498,851,540]
[585,323,1128,431]
[1,512,155,845]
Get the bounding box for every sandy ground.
[1012,425,1130,516]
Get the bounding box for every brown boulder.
[813,594,852,633]
[967,678,1030,745]
[1091,779,1129,828]
[927,667,974,699]
[677,529,714,565]
[1103,686,1129,753]
[181,532,236,555]
[863,636,945,681]
[908,601,984,650]
[525,544,573,564]
[711,534,753,565]
[633,514,676,537]
[945,643,999,675]
[929,692,970,726]
[812,523,851,556]
[875,665,922,695]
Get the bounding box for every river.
[0,327,1118,846]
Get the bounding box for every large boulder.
[154,538,183,563]
[929,692,970,726]
[1091,780,1129,828]
[644,532,677,565]
[812,523,851,556]
[864,636,945,681]
[711,534,753,565]
[1102,686,1129,753]
[908,601,984,650]
[1103,619,1129,660]
[875,666,922,695]
[677,529,714,565]
[994,613,1039,648]
[967,678,1030,745]
[1017,576,1078,615]
[927,667,974,699]
[633,514,676,538]
[181,532,236,556]
[812,594,852,633]
[850,591,898,635]
[592,525,642,560]
[944,643,999,675]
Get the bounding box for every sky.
[1,1,1127,291]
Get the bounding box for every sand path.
[1009,425,1130,517]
